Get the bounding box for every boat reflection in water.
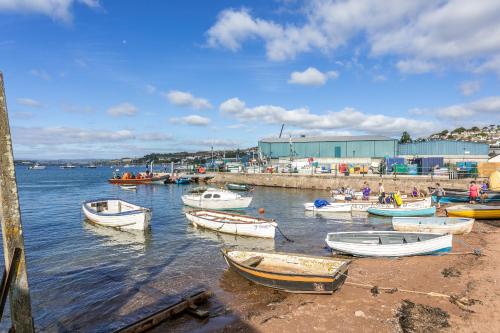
[83,219,151,251]
[188,225,275,251]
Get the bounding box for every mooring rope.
[340,272,478,311]
[276,225,294,242]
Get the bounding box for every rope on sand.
[342,275,479,312]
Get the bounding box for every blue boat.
[175,177,191,184]
[432,195,500,204]
[367,206,436,217]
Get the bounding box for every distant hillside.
[416,124,500,144]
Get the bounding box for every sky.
[1,0,500,159]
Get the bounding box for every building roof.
[259,135,396,143]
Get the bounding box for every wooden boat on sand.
[185,210,277,238]
[392,217,474,235]
[221,249,350,294]
[82,198,151,230]
[367,206,436,217]
[446,204,500,219]
[325,231,452,257]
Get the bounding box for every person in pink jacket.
[469,181,479,203]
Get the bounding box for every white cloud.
[106,103,138,117]
[474,55,500,76]
[12,111,35,119]
[0,0,100,23]
[226,123,246,129]
[372,74,387,82]
[436,96,500,119]
[219,97,437,136]
[29,69,51,80]
[16,98,42,108]
[62,103,94,114]
[459,81,481,96]
[396,59,436,74]
[137,132,174,141]
[170,115,211,126]
[12,126,134,145]
[164,90,212,110]
[184,139,241,148]
[288,67,338,86]
[207,1,500,75]
[145,84,157,94]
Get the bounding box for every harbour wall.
[207,172,477,193]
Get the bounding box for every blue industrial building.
[258,135,398,159]
[259,136,490,162]
[397,140,489,157]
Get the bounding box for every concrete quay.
[208,172,477,193]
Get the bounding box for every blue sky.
[1,0,500,159]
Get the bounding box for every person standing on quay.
[469,181,479,204]
[433,183,445,208]
[378,182,385,203]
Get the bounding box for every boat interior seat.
[379,236,404,245]
[403,235,420,243]
[241,256,264,267]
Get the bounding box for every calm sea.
[0,166,390,332]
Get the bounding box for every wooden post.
[0,72,35,332]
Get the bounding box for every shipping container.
[385,157,405,172]
[414,157,444,174]
[393,164,409,174]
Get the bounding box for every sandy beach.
[163,209,500,333]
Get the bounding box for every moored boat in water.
[392,217,474,234]
[306,197,432,212]
[446,204,500,219]
[82,198,151,230]
[175,177,191,184]
[29,163,46,170]
[367,206,436,217]
[181,188,252,210]
[226,183,251,191]
[185,210,277,238]
[221,249,350,294]
[325,231,452,257]
[120,185,137,191]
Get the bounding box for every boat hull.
[222,250,350,294]
[108,176,168,185]
[367,206,436,217]
[325,231,452,257]
[226,184,251,191]
[305,197,432,212]
[304,203,352,212]
[182,196,252,210]
[82,199,151,230]
[392,217,474,234]
[185,211,276,238]
[446,205,500,219]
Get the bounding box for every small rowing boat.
[185,210,277,238]
[305,197,432,212]
[175,177,191,184]
[446,204,500,219]
[226,183,251,191]
[325,231,452,257]
[120,185,137,191]
[221,249,350,294]
[367,206,436,217]
[392,217,474,235]
[304,200,352,212]
[82,198,151,230]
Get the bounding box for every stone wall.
[208,172,477,193]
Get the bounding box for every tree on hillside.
[451,127,466,134]
[470,126,480,132]
[399,131,413,144]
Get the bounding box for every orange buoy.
[258,208,265,214]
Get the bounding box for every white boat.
[305,197,431,212]
[181,188,252,210]
[185,210,277,238]
[82,198,151,230]
[304,202,352,212]
[60,164,76,169]
[392,217,474,235]
[325,231,452,257]
[120,185,137,191]
[29,163,46,170]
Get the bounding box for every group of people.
[467,180,489,203]
[112,170,153,180]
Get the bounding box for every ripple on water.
[0,167,392,332]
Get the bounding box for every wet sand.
[162,213,500,332]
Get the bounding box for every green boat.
[226,183,251,191]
